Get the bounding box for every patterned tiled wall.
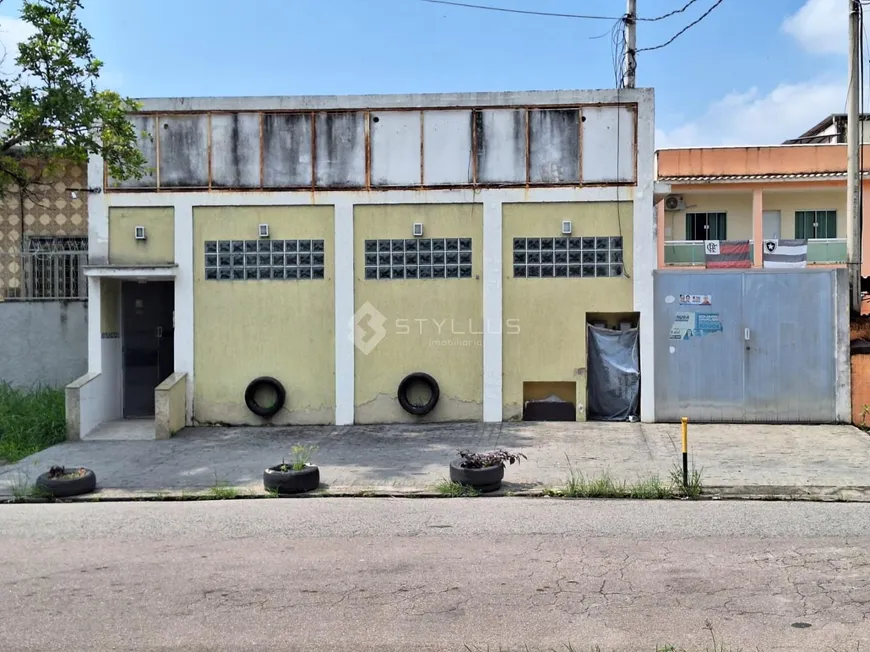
[363,238,473,280]
[512,236,623,278]
[0,162,88,297]
[204,239,326,280]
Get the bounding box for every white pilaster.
[174,201,195,424]
[87,154,108,264]
[633,89,656,422]
[334,199,355,425]
[87,276,102,373]
[482,195,503,422]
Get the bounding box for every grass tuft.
[670,461,703,498]
[435,479,481,497]
[207,482,241,499]
[8,472,53,503]
[544,455,703,499]
[0,384,65,463]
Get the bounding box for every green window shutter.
[795,211,806,239]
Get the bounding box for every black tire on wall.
[263,465,320,494]
[449,460,504,493]
[35,468,97,498]
[397,372,440,416]
[244,377,286,418]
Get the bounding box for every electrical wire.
[637,0,726,53]
[420,0,707,22]
[417,0,622,20]
[643,0,702,22]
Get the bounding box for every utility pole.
[847,0,862,314]
[624,0,636,89]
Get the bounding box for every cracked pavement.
[2,421,870,497]
[1,499,869,651]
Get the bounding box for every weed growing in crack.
[670,461,703,498]
[8,472,52,503]
[435,480,481,497]
[543,454,703,499]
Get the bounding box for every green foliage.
[207,483,241,500]
[0,383,65,462]
[0,0,146,192]
[544,455,703,499]
[8,471,52,502]
[670,461,704,499]
[280,444,317,472]
[434,480,481,497]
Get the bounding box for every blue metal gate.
[654,269,838,423]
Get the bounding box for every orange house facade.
[655,144,870,276]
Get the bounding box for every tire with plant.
[35,466,96,498]
[263,465,319,494]
[449,449,526,493]
[449,460,504,493]
[263,444,320,495]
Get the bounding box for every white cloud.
[658,0,851,148]
[782,0,845,55]
[0,15,36,76]
[657,78,847,147]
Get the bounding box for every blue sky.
[0,0,853,147]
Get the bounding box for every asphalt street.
[1,498,868,651]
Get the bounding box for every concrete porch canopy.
[655,144,870,272]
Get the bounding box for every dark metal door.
[122,281,174,418]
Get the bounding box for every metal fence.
[1,238,88,300]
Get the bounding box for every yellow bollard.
[680,417,689,488]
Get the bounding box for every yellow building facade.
[67,90,656,438]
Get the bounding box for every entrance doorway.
[121,281,174,418]
[762,210,781,240]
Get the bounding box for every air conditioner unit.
[664,195,686,211]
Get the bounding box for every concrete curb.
[4,484,870,503]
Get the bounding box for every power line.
[419,0,708,22]
[637,0,726,52]
[417,0,622,20]
[643,0,702,22]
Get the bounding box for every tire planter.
[397,372,440,416]
[449,460,504,493]
[35,468,96,498]
[263,464,320,495]
[245,376,286,418]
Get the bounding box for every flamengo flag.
[704,240,751,269]
[762,239,807,268]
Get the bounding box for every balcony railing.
[807,238,847,263]
[663,239,846,266]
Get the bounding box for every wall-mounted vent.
[413,223,424,237]
[258,224,270,239]
[134,226,147,240]
[561,220,572,235]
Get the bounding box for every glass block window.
[363,238,472,280]
[512,236,623,278]
[204,240,325,280]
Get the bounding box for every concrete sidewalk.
[2,421,870,500]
